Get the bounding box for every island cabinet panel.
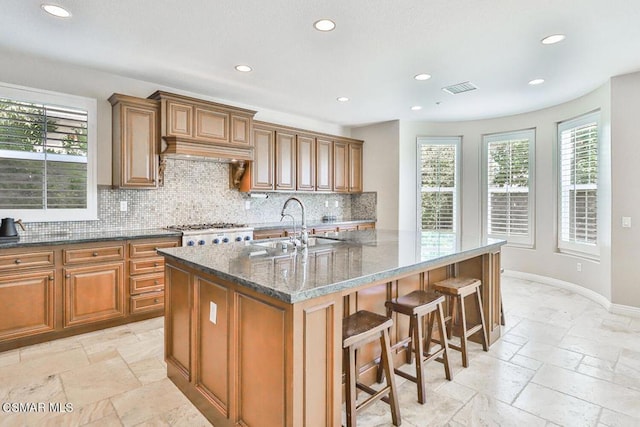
[0,270,55,341]
[236,293,287,427]
[63,263,125,327]
[165,264,192,380]
[194,277,230,415]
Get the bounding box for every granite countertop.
[251,218,375,231]
[158,229,505,304]
[0,228,182,249]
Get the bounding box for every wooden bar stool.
[383,289,452,404]
[432,277,489,368]
[343,310,401,427]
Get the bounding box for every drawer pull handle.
[14,259,21,264]
[92,252,99,257]
[154,298,159,303]
[49,276,54,281]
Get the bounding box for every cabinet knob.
[154,280,159,286]
[65,274,71,278]
[92,252,99,257]
[14,259,21,264]
[154,298,159,303]
[154,262,159,267]
[48,276,54,281]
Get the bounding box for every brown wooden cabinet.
[251,125,275,190]
[316,137,333,191]
[0,235,181,351]
[109,94,160,189]
[296,134,315,191]
[275,130,296,191]
[253,222,375,240]
[334,140,363,193]
[0,269,55,341]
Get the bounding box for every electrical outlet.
[245,200,251,210]
[622,217,632,228]
[334,200,339,208]
[120,201,127,212]
[325,200,329,208]
[577,262,582,272]
[209,302,217,324]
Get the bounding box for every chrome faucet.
[281,196,308,248]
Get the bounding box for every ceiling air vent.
[442,81,478,95]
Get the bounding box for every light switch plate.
[120,201,127,212]
[209,302,217,324]
[245,200,251,210]
[622,217,632,228]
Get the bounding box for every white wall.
[362,83,613,300]
[351,121,399,229]
[611,72,640,307]
[0,48,350,186]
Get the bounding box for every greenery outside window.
[0,83,97,222]
[483,129,535,247]
[558,111,600,257]
[417,137,460,235]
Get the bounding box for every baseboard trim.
[503,270,640,318]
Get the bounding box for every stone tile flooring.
[1,276,639,426]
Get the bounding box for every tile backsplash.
[22,158,376,235]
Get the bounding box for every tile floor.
[1,276,639,426]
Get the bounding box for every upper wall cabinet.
[109,94,160,189]
[234,121,363,194]
[148,91,256,161]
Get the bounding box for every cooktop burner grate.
[167,223,249,231]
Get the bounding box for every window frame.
[0,82,97,222]
[557,111,600,258]
[482,128,536,247]
[416,136,462,236]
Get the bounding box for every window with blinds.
[417,137,460,233]
[483,129,535,246]
[0,84,96,222]
[558,112,599,256]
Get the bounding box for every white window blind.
[558,112,599,256]
[417,137,460,233]
[0,83,97,222]
[484,129,535,246]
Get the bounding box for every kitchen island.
[158,230,505,427]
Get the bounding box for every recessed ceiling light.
[235,65,252,72]
[414,74,432,81]
[541,34,566,45]
[528,78,545,85]
[411,106,423,111]
[41,4,71,18]
[314,19,336,32]
[336,97,349,102]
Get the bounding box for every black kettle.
[0,218,25,237]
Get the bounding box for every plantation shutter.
[419,139,458,232]
[0,98,88,210]
[559,113,599,253]
[485,129,534,246]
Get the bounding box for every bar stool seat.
[383,289,452,404]
[432,277,489,368]
[343,310,401,427]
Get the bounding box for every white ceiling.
[3,0,640,126]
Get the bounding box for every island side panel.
[165,263,192,380]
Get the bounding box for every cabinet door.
[231,115,252,146]
[296,134,315,191]
[316,138,333,191]
[195,106,229,143]
[121,103,158,188]
[349,143,363,193]
[252,127,275,190]
[333,141,349,193]
[275,131,296,191]
[0,270,55,340]
[167,100,192,137]
[63,262,125,328]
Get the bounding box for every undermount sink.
[250,236,341,250]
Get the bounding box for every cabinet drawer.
[129,240,179,258]
[129,257,165,275]
[130,272,164,294]
[64,245,125,265]
[131,292,164,314]
[0,251,55,271]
